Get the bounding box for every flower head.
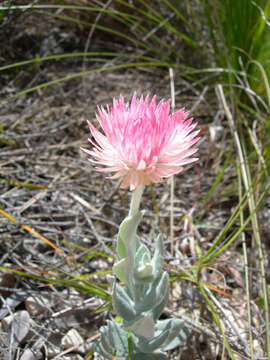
[82,93,200,191]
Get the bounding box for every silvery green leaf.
[135,272,169,314]
[117,233,126,260]
[134,271,154,284]
[151,293,169,322]
[135,244,152,267]
[95,341,113,359]
[137,329,170,353]
[108,320,128,350]
[154,272,169,303]
[96,321,140,360]
[115,354,128,360]
[95,322,117,357]
[152,234,164,278]
[117,212,142,259]
[155,319,191,351]
[133,353,168,360]
[123,314,155,340]
[133,244,154,282]
[151,274,169,321]
[135,263,153,279]
[113,258,127,283]
[112,283,136,321]
[95,339,114,359]
[137,317,187,353]
[96,320,131,359]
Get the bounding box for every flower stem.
[129,185,145,217]
[125,185,144,299]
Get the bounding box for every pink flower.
[82,93,200,191]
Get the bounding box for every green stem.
[129,185,145,217]
[126,185,145,299]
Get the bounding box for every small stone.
[1,314,12,332]
[20,348,43,360]
[61,328,85,353]
[0,290,28,320]
[2,310,32,356]
[25,295,51,317]
[46,340,61,358]
[2,310,31,340]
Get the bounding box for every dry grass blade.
[0,178,47,189]
[82,0,114,89]
[237,161,254,359]
[217,84,270,358]
[0,208,74,267]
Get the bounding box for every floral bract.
[82,93,200,190]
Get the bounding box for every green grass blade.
[64,241,115,261]
[1,61,171,103]
[204,145,233,202]
[218,84,270,358]
[0,266,111,299]
[0,52,162,72]
[248,59,270,107]
[199,285,235,359]
[237,161,254,359]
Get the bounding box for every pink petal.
[82,92,200,190]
